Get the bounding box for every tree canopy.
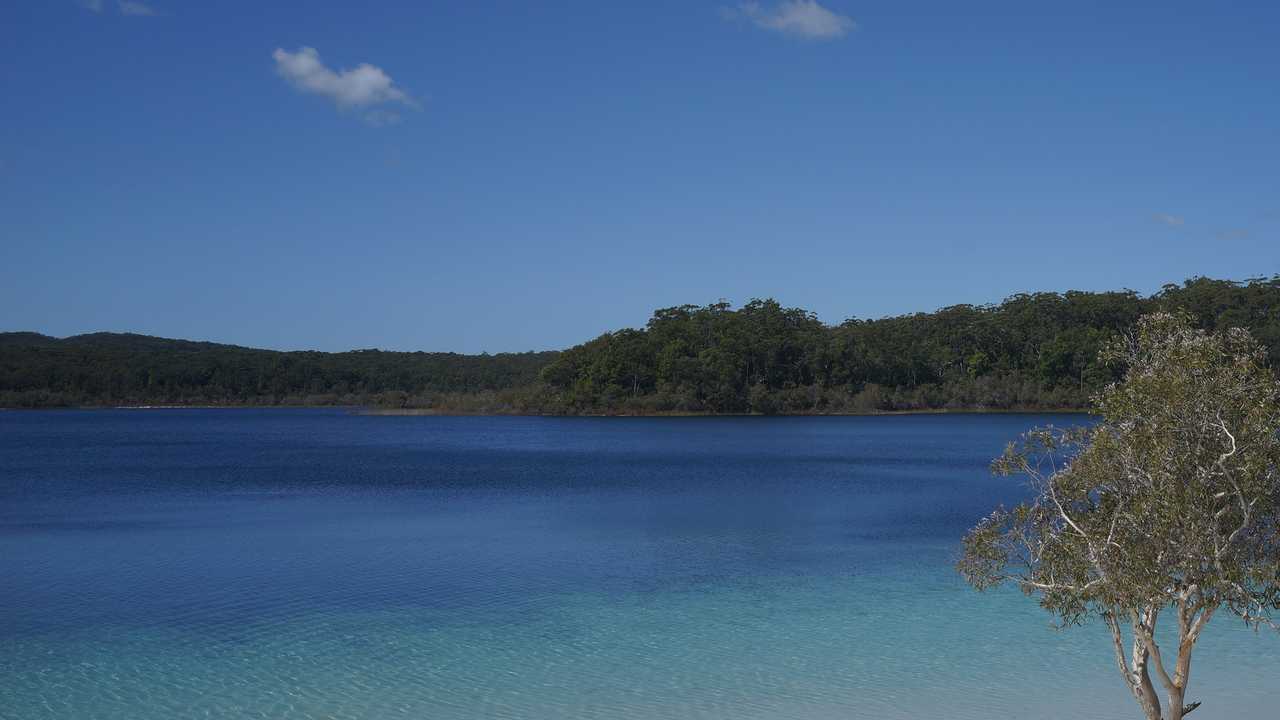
[536,276,1280,414]
[0,332,554,409]
[958,313,1280,720]
[2,275,1278,411]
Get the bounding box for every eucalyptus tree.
[958,313,1280,720]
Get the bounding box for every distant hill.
[3,276,1278,412]
[532,275,1280,415]
[0,332,558,409]
[0,332,63,348]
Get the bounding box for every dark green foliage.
[3,275,1278,411]
[538,276,1280,414]
[0,333,555,409]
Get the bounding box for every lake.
[1,410,1276,719]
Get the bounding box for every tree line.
[2,276,1277,412]
[533,275,1280,414]
[0,332,554,409]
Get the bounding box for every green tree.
[958,314,1280,720]
[6,276,1280,412]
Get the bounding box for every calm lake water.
[1,410,1276,720]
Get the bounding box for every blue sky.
[2,1,1277,352]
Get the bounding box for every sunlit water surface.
[1,410,1276,719]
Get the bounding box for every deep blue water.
[1,410,1276,719]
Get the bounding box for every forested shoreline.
[3,276,1278,413]
[0,334,555,411]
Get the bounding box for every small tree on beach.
[958,313,1280,720]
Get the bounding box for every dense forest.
[534,276,1280,414]
[2,276,1278,413]
[0,333,555,410]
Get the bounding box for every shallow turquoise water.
[1,411,1276,719]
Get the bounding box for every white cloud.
[1153,213,1185,227]
[733,1,855,40]
[117,0,157,15]
[78,0,104,12]
[273,47,417,124]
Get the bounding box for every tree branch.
[1105,611,1139,692]
[1131,607,1177,693]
